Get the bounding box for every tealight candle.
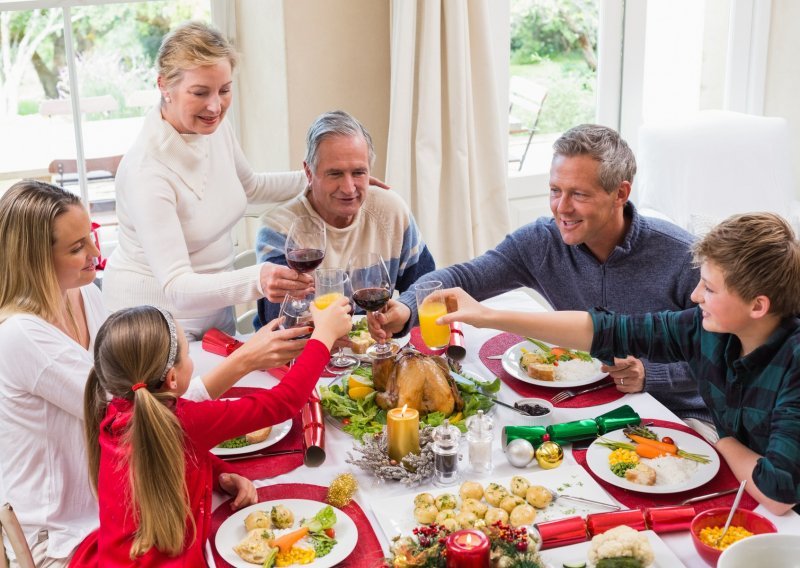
[386,404,420,463]
[445,529,490,567]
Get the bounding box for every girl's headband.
[155,307,178,382]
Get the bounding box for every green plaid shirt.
[591,307,800,505]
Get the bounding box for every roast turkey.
[374,351,464,416]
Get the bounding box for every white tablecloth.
[196,289,800,567]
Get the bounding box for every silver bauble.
[505,438,535,468]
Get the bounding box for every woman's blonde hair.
[0,180,82,324]
[157,21,238,90]
[84,306,193,559]
[693,212,800,317]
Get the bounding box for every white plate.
[371,464,618,541]
[210,417,293,457]
[214,499,357,568]
[585,427,720,494]
[345,315,409,362]
[501,341,608,388]
[540,530,686,568]
[719,533,800,568]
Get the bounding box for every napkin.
[202,328,244,357]
[572,418,759,513]
[478,332,625,408]
[209,483,384,568]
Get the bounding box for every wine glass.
[285,215,326,276]
[324,272,359,375]
[348,252,393,357]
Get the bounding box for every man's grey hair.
[305,110,376,173]
[552,124,637,193]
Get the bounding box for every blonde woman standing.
[0,180,103,567]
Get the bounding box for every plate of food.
[501,338,607,388]
[371,465,618,541]
[214,499,357,567]
[211,416,293,457]
[345,315,409,361]
[319,355,498,440]
[540,527,686,568]
[585,425,720,494]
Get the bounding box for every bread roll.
[245,426,273,444]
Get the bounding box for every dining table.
[194,289,800,568]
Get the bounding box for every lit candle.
[445,529,490,567]
[386,404,420,463]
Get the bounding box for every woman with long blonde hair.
[0,180,103,567]
[71,298,351,566]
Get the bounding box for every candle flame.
[465,533,473,546]
[401,404,408,417]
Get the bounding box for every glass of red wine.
[284,215,326,311]
[348,252,393,357]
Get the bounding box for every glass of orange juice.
[314,268,345,309]
[415,280,450,350]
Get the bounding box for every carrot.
[626,433,678,455]
[635,443,670,459]
[269,526,309,554]
[551,347,568,359]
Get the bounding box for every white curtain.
[386,0,510,266]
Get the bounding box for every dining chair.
[0,503,35,568]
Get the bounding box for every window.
[0,0,211,224]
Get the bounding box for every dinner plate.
[371,465,618,541]
[344,315,410,362]
[585,427,720,494]
[540,529,686,567]
[214,499,357,568]
[210,417,292,457]
[501,341,608,388]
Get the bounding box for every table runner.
[219,387,304,480]
[478,332,625,408]
[572,418,758,513]
[209,483,385,568]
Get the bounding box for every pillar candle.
[445,529,490,568]
[386,405,420,463]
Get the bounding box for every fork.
[550,381,614,404]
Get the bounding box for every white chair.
[0,503,35,568]
[233,249,258,334]
[635,110,799,235]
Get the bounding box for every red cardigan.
[70,339,329,567]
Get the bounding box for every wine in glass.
[278,293,314,339]
[285,216,326,275]
[348,252,393,357]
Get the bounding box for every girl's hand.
[259,263,313,303]
[309,296,353,350]
[433,287,491,328]
[238,317,307,370]
[219,473,257,511]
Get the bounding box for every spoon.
[716,479,747,546]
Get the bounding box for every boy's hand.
[602,356,645,393]
[219,473,257,511]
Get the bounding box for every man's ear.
[750,295,771,319]
[303,161,313,185]
[615,180,632,205]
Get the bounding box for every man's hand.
[367,299,411,341]
[601,356,645,393]
[259,263,313,303]
[219,472,257,511]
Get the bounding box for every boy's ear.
[750,295,771,319]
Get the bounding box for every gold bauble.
[326,473,358,508]
[534,435,563,469]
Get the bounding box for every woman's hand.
[602,356,646,393]
[219,472,257,511]
[259,263,313,303]
[238,317,308,370]
[310,296,353,350]
[369,176,390,189]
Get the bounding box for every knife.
[221,448,303,462]
[486,354,505,360]
[679,487,739,506]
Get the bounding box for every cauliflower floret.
[587,525,654,567]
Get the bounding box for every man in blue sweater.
[372,124,711,430]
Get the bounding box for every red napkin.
[202,328,244,357]
[209,483,385,568]
[572,418,759,513]
[218,387,303,480]
[478,332,625,408]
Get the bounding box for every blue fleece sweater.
[397,202,710,422]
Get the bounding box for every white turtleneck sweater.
[102,107,305,339]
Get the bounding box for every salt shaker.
[431,419,460,486]
[466,409,494,474]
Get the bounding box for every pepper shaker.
[432,419,461,486]
[466,409,494,474]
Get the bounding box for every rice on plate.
[555,358,603,382]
